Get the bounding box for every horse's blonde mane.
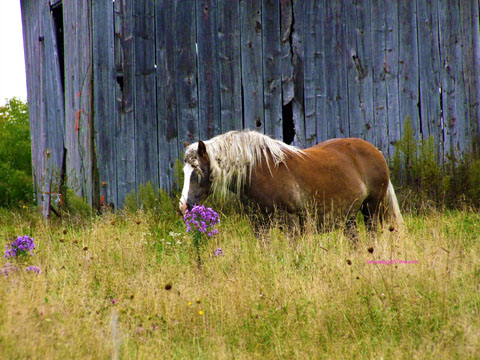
[184,130,305,196]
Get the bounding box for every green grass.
[0,206,479,359]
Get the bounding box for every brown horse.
[179,130,402,235]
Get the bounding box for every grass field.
[0,203,479,359]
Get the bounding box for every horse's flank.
[184,130,306,197]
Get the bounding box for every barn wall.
[22,0,480,211]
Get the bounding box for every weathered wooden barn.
[20,0,480,215]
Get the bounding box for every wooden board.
[384,0,400,159]
[156,0,179,192]
[439,0,467,156]
[314,1,327,144]
[324,1,349,139]
[63,0,93,205]
[303,0,317,146]
[217,0,243,132]
[114,0,136,206]
[345,0,374,142]
[133,0,158,191]
[398,1,420,139]
[291,0,305,146]
[240,0,264,132]
[417,0,443,156]
[262,0,283,140]
[92,0,117,209]
[197,0,221,140]
[176,0,199,145]
[370,0,388,154]
[459,1,480,154]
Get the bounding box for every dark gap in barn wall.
[50,1,65,94]
[282,101,295,144]
[116,74,124,93]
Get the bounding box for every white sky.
[0,1,27,105]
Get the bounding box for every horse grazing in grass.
[179,130,402,236]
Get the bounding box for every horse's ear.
[197,141,208,159]
[183,141,190,149]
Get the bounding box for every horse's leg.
[285,211,302,237]
[344,216,359,244]
[360,197,382,233]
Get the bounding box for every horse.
[179,130,403,237]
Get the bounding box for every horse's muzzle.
[179,202,188,215]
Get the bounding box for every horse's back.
[302,138,389,208]
[309,138,388,184]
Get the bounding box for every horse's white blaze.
[180,163,194,208]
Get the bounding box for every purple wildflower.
[4,236,36,259]
[183,205,220,237]
[215,248,224,256]
[25,265,40,274]
[0,263,16,278]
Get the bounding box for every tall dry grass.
[0,206,479,359]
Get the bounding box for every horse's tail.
[384,179,403,230]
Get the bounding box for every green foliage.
[173,157,184,195]
[123,182,176,220]
[0,98,34,207]
[391,116,480,211]
[61,188,93,219]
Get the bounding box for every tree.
[0,98,34,207]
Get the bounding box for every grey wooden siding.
[21,0,480,212]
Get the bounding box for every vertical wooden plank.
[417,0,442,156]
[39,0,65,217]
[63,0,93,205]
[156,0,179,192]
[114,0,136,206]
[280,0,294,107]
[371,0,388,154]
[459,0,480,154]
[398,1,420,139]
[217,0,242,132]
[20,0,42,204]
[133,0,158,191]
[176,0,199,145]
[303,0,317,146]
[345,0,374,142]
[291,0,305,146]
[385,1,400,159]
[240,0,264,132]
[92,0,117,209]
[438,0,467,156]
[324,1,349,139]
[262,0,282,140]
[314,1,327,144]
[197,0,221,139]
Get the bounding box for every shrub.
[0,98,34,207]
[390,116,480,210]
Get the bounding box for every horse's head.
[179,140,212,215]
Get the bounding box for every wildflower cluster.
[4,235,35,259]
[183,205,220,268]
[184,205,220,237]
[2,236,40,278]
